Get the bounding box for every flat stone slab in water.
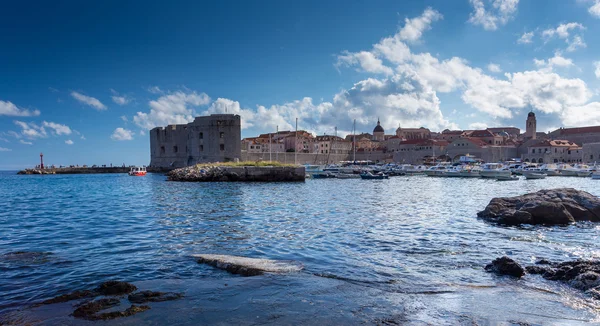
[128,291,184,304]
[193,254,304,276]
[478,188,600,226]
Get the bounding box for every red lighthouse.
[40,152,44,169]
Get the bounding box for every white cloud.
[542,22,584,39]
[139,130,146,136]
[120,115,128,122]
[65,139,74,145]
[71,92,107,110]
[398,7,443,42]
[469,122,489,130]
[112,96,130,105]
[0,147,11,152]
[111,128,134,141]
[590,1,600,17]
[541,22,586,52]
[0,100,41,117]
[566,35,586,52]
[147,86,163,94]
[336,51,394,75]
[517,31,533,44]
[42,121,71,135]
[12,120,72,139]
[14,121,47,138]
[561,102,600,127]
[487,63,502,73]
[133,90,211,129]
[594,61,600,79]
[533,52,574,72]
[468,0,519,31]
[19,140,32,145]
[110,89,132,105]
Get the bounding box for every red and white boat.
[128,166,147,176]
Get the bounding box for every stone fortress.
[149,112,600,168]
[150,114,241,169]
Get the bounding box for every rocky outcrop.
[488,257,600,300]
[477,188,600,225]
[193,254,304,276]
[95,280,137,296]
[167,165,305,182]
[128,291,184,304]
[484,256,525,278]
[38,280,183,321]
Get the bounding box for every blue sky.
[1,0,600,169]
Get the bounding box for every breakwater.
[167,165,305,182]
[17,167,130,175]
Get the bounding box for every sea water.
[1,171,600,324]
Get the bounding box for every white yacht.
[539,163,561,176]
[523,170,547,179]
[459,166,482,178]
[424,164,451,177]
[480,163,511,179]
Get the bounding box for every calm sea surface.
[1,171,600,325]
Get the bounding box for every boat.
[539,164,561,176]
[496,175,519,181]
[311,172,336,179]
[336,173,361,179]
[577,171,592,177]
[592,172,600,180]
[480,163,511,179]
[397,164,427,175]
[459,166,481,178]
[523,171,547,179]
[128,166,147,176]
[360,172,389,180]
[424,163,451,177]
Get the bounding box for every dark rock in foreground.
[489,257,600,300]
[72,298,120,319]
[41,290,96,304]
[95,280,137,296]
[193,254,304,276]
[477,188,600,225]
[485,256,525,278]
[38,280,180,321]
[128,291,184,304]
[167,165,305,182]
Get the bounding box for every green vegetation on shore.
[195,161,298,168]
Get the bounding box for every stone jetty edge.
[167,164,305,182]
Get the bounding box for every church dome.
[373,120,384,133]
[528,111,535,117]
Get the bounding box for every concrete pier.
[17,167,131,175]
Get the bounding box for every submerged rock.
[477,188,600,226]
[128,291,183,304]
[93,305,150,320]
[72,298,121,320]
[193,254,304,276]
[95,280,137,296]
[485,256,525,278]
[1,251,54,264]
[41,290,96,304]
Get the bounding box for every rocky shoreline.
[486,256,600,300]
[167,164,305,182]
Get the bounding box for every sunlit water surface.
[1,171,600,324]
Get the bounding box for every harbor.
[2,171,600,324]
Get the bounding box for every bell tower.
[525,111,536,139]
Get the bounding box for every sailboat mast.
[353,119,356,163]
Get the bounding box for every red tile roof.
[469,129,495,138]
[529,139,580,147]
[556,126,600,135]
